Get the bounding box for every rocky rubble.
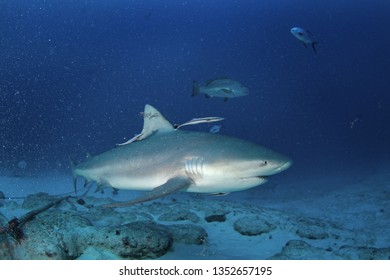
[0,192,389,260]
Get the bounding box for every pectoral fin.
[95,181,112,193]
[102,177,193,208]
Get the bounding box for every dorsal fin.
[138,104,174,140]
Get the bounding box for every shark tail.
[192,81,200,97]
[312,42,318,54]
[68,154,78,193]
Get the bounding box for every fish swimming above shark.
[192,78,249,102]
[70,104,292,207]
[290,27,318,54]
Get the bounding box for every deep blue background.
[1,0,389,185]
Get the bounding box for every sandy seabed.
[0,166,389,260]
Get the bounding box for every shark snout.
[275,161,292,173]
[261,158,292,176]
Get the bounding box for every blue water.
[1,0,389,187]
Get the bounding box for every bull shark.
[70,104,292,207]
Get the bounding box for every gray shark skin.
[71,104,292,207]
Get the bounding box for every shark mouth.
[240,176,268,181]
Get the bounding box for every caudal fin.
[192,81,200,97]
[68,154,78,193]
[312,42,318,54]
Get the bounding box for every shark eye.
[260,161,268,166]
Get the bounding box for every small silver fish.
[290,27,318,54]
[209,125,222,134]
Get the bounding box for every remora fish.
[175,117,224,129]
[290,27,318,54]
[70,104,291,207]
[192,78,249,102]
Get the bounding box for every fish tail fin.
[312,42,318,54]
[192,81,200,97]
[68,154,78,193]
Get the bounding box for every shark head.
[184,133,292,193]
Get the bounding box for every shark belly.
[187,176,268,193]
[106,175,170,191]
